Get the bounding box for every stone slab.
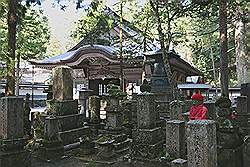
[187,120,217,167]
[131,140,164,159]
[0,150,31,167]
[57,114,86,131]
[166,120,185,158]
[132,127,162,145]
[137,93,158,128]
[46,99,78,116]
[59,126,90,145]
[171,158,187,167]
[39,145,64,160]
[0,97,24,139]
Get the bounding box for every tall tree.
[219,0,229,97]
[6,0,17,96]
[235,0,248,85]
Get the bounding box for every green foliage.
[107,84,126,97]
[71,0,114,45]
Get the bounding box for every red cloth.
[191,93,204,101]
[189,104,208,120]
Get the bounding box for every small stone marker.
[52,66,73,101]
[0,97,24,139]
[187,120,217,167]
[166,120,185,158]
[171,158,188,167]
[137,93,157,128]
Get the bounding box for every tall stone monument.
[187,120,217,167]
[131,93,163,159]
[0,97,31,167]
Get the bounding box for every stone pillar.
[171,158,188,167]
[79,88,93,118]
[243,136,250,167]
[0,97,24,139]
[187,120,217,167]
[0,97,31,167]
[241,83,250,113]
[52,66,73,101]
[169,101,182,120]
[166,120,185,158]
[137,93,157,128]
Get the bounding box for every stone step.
[113,139,131,151]
[59,126,90,145]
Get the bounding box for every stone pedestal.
[0,97,31,167]
[137,93,157,128]
[187,120,217,167]
[41,116,64,160]
[171,158,188,167]
[52,66,73,101]
[46,99,78,116]
[166,120,185,158]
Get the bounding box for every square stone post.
[137,93,157,128]
[166,120,185,158]
[187,120,217,167]
[0,97,31,167]
[79,88,93,118]
[0,97,24,139]
[237,96,247,113]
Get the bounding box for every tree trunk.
[119,1,124,91]
[5,0,17,96]
[219,0,229,97]
[149,0,174,89]
[235,1,248,86]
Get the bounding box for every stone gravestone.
[166,120,185,159]
[0,97,31,167]
[137,93,157,128]
[187,120,217,167]
[243,135,250,167]
[46,66,78,116]
[204,100,217,120]
[131,93,163,159]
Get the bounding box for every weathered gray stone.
[44,116,60,141]
[57,113,85,131]
[106,112,123,129]
[171,158,187,167]
[169,101,182,120]
[0,97,24,139]
[0,150,31,167]
[187,120,217,167]
[78,88,93,117]
[89,96,101,122]
[166,120,185,158]
[132,127,162,145]
[52,66,73,101]
[46,99,78,116]
[218,147,243,167]
[137,93,157,128]
[204,100,217,120]
[237,96,247,113]
[240,83,250,114]
[243,136,250,167]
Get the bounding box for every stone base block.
[58,114,86,131]
[132,127,162,145]
[59,126,90,145]
[218,148,243,167]
[131,140,164,159]
[46,99,78,116]
[39,145,64,160]
[0,150,31,167]
[106,112,123,129]
[1,138,27,151]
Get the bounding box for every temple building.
[29,44,200,95]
